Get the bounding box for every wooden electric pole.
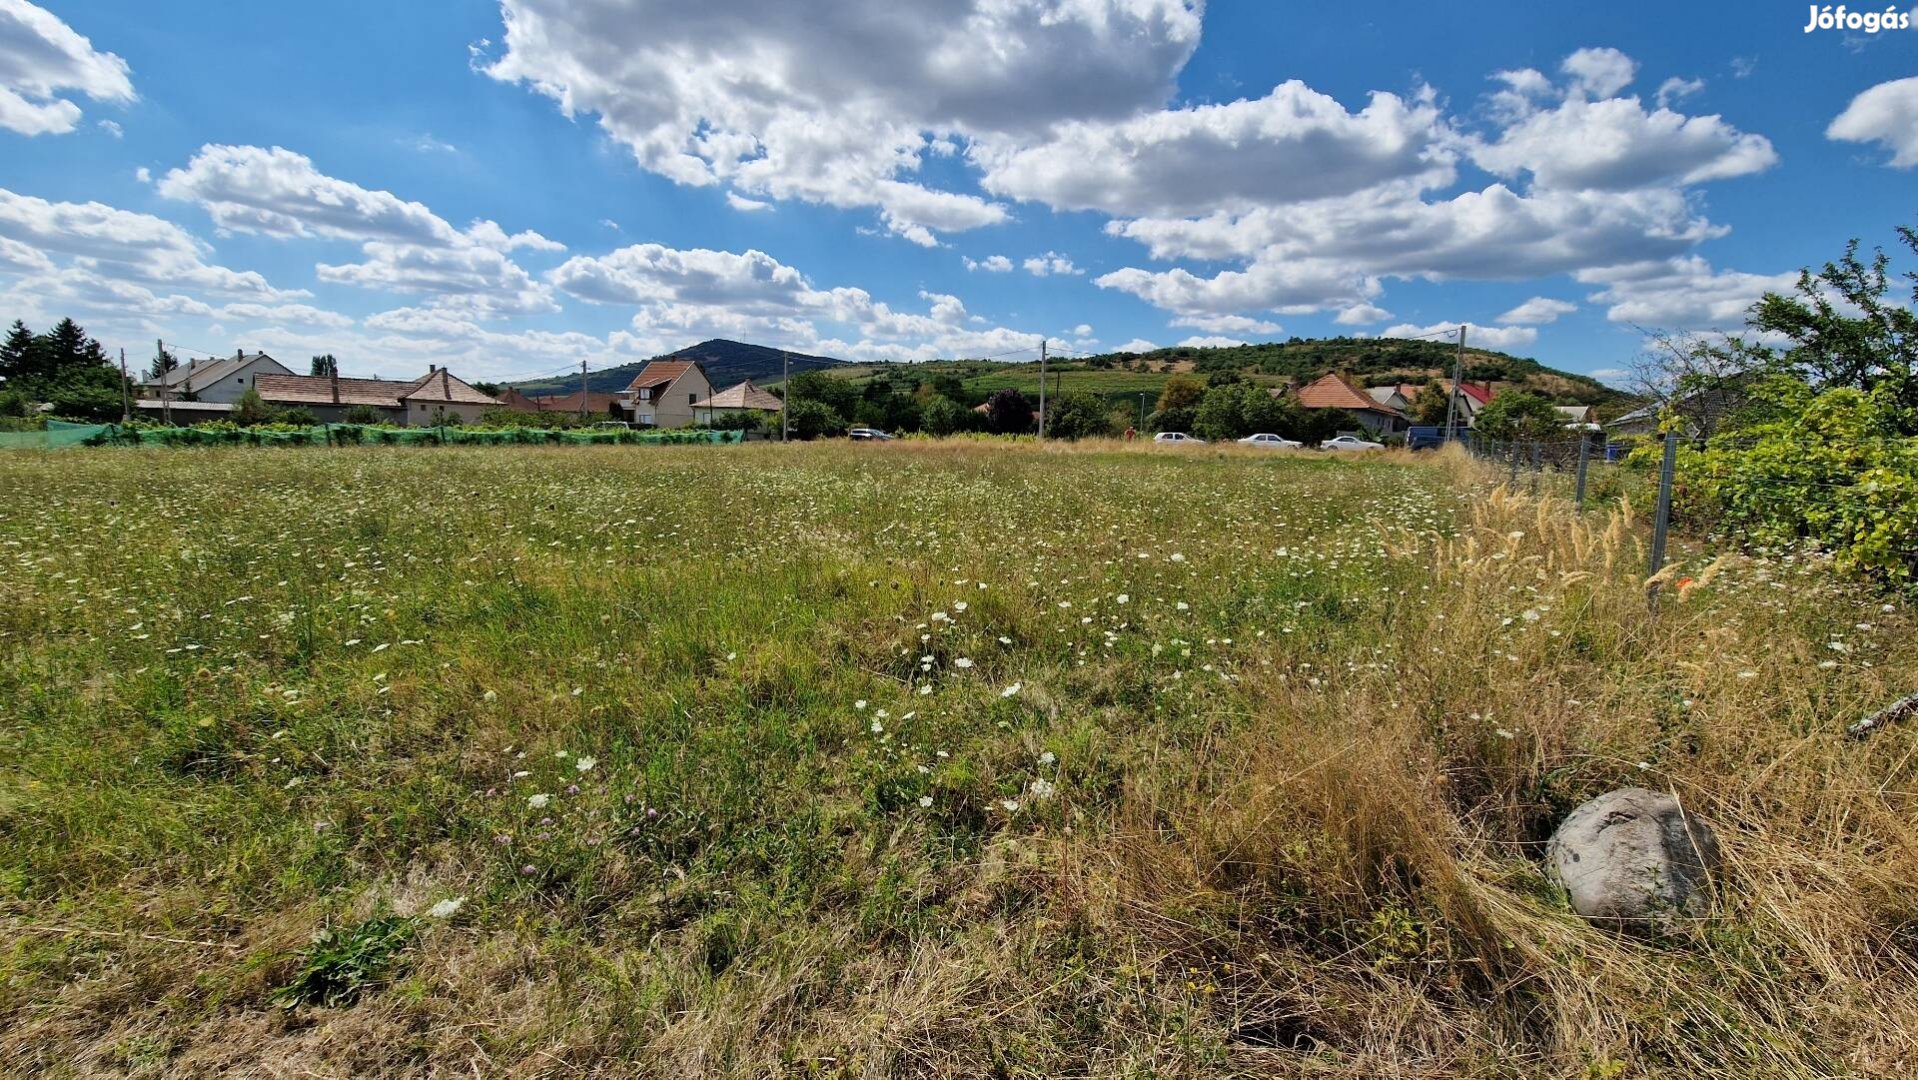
[118,348,130,423]
[579,359,588,420]
[1037,338,1047,439]
[1442,324,1467,441]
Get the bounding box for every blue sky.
[2,1,1915,384]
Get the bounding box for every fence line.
[1466,430,1682,609]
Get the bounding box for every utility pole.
[579,359,588,420]
[1138,392,1146,431]
[1442,324,1467,442]
[1037,338,1047,439]
[157,338,172,426]
[118,348,130,423]
[781,349,789,441]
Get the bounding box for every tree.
[1472,392,1562,440]
[787,370,858,423]
[1632,220,1918,437]
[920,395,969,437]
[1156,374,1205,414]
[310,354,339,377]
[1411,381,1452,425]
[984,388,1034,435]
[147,346,179,382]
[232,387,273,426]
[1044,392,1116,440]
[1192,382,1299,441]
[785,397,846,440]
[1,320,38,383]
[40,318,107,378]
[1749,224,1917,419]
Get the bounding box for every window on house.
[689,392,696,405]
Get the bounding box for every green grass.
[2,441,1914,1076]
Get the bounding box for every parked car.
[848,427,895,441]
[1320,434,1385,451]
[1237,433,1302,449]
[1153,432,1205,445]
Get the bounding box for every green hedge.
[82,423,745,448]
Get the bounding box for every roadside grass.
[0,441,1913,1075]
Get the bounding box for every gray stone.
[1546,787,1721,931]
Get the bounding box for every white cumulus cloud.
[1828,76,1918,167]
[0,0,133,136]
[1496,296,1577,325]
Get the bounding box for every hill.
[510,339,847,396]
[509,335,1635,416]
[824,337,1635,416]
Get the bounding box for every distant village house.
[250,365,499,425]
[617,360,713,428]
[1291,373,1410,434]
[692,379,783,425]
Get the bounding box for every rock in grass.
[1546,787,1720,932]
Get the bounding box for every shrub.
[1193,382,1297,441]
[1472,392,1562,441]
[1043,391,1116,440]
[920,395,970,437]
[342,405,384,425]
[1677,377,1918,585]
[786,398,847,440]
[984,388,1034,435]
[274,406,318,426]
[231,388,273,426]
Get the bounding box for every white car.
[1237,433,1302,449]
[1319,434,1385,451]
[1153,432,1206,445]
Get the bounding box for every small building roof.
[1297,373,1406,417]
[143,352,281,395]
[529,390,623,414]
[253,367,496,409]
[692,379,784,412]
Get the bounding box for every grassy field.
[3,441,1916,1076]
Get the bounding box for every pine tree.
[40,318,95,379]
[147,346,179,381]
[0,319,34,382]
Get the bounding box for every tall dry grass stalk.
[1102,459,1918,1075]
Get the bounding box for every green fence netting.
[0,420,113,450]
[65,424,745,449]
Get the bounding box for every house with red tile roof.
[251,365,498,425]
[618,359,713,428]
[1292,372,1410,434]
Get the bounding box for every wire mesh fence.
[1466,431,1684,589]
[0,422,748,450]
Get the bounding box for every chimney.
[331,366,340,404]
[235,348,243,361]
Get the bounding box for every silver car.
[1237,433,1302,449]
[1320,434,1385,451]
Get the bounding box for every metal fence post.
[1529,441,1542,495]
[1648,431,1678,590]
[1574,434,1590,510]
[1507,440,1520,488]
